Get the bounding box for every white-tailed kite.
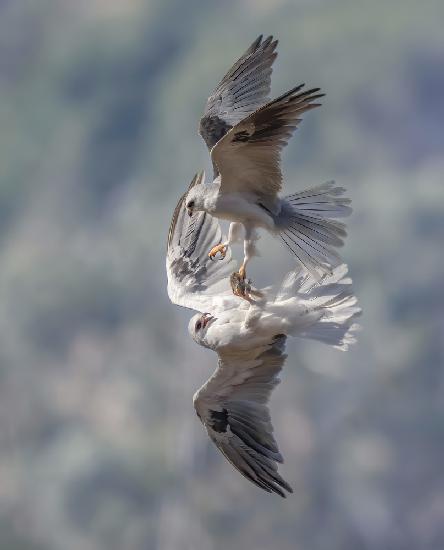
[167,172,361,497]
[183,35,351,297]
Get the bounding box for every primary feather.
[199,34,278,162]
[193,335,292,497]
[166,171,237,313]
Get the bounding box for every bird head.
[188,312,217,348]
[185,184,209,217]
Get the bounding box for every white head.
[188,312,217,349]
[185,184,207,217]
[185,182,219,217]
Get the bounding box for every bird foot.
[208,243,228,261]
[230,271,264,301]
[230,271,252,300]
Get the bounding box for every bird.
[183,35,352,298]
[167,172,361,497]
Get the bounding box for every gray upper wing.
[212,84,325,202]
[166,171,237,312]
[199,35,278,162]
[193,334,293,497]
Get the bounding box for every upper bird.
[167,172,361,497]
[184,35,351,297]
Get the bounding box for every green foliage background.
[1,1,443,549]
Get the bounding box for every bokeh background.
[1,1,444,549]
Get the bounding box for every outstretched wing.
[193,334,293,497]
[167,171,237,312]
[212,85,324,204]
[199,35,278,161]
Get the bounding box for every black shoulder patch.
[200,115,232,150]
[208,408,228,433]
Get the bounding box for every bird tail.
[275,264,361,350]
[274,182,352,279]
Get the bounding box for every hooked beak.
[201,313,215,329]
[187,208,193,217]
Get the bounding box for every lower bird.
[167,176,361,497]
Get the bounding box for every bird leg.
[230,228,259,300]
[230,267,263,301]
[208,222,243,261]
[208,242,228,260]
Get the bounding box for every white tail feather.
[275,264,361,350]
[275,182,352,279]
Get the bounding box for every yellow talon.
[238,264,246,280]
[208,243,227,260]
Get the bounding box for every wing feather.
[193,335,293,497]
[166,171,237,312]
[211,85,324,202]
[199,35,278,161]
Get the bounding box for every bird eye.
[195,320,202,331]
[187,200,195,209]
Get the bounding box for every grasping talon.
[230,271,252,300]
[208,243,228,261]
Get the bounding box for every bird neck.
[202,182,220,212]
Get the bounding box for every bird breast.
[213,193,275,229]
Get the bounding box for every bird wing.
[199,35,278,161]
[193,334,293,497]
[211,85,324,203]
[166,171,237,312]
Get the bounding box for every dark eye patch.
[195,320,202,331]
[187,200,195,208]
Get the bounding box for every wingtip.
[262,34,273,47]
[251,34,263,51]
[188,170,205,191]
[270,476,293,498]
[255,34,278,53]
[275,451,284,464]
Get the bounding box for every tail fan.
[278,264,361,350]
[275,182,352,279]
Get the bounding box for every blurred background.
[1,0,444,549]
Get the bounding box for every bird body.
[187,263,360,499]
[187,175,351,283]
[188,182,274,228]
[189,263,359,354]
[183,36,352,289]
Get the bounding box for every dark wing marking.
[199,35,278,173]
[194,335,293,497]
